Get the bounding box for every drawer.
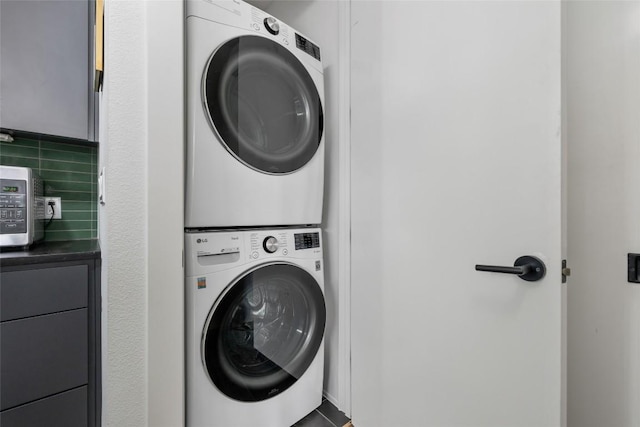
[0,386,87,427]
[1,309,88,410]
[0,264,88,321]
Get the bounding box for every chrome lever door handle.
[475,256,546,282]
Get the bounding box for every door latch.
[562,259,571,283]
[628,254,640,283]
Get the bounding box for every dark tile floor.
[292,399,351,427]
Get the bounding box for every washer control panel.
[250,230,289,258]
[185,228,323,276]
[263,236,279,253]
[294,232,320,250]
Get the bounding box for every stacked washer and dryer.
[184,1,327,426]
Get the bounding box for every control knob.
[264,17,280,35]
[263,236,279,253]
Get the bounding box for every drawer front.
[0,386,88,427]
[1,309,88,410]
[0,265,88,321]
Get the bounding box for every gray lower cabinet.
[0,260,101,427]
[1,387,88,427]
[0,0,97,141]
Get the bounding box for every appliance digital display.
[2,186,19,193]
[295,33,321,61]
[294,232,320,250]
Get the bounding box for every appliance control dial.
[263,236,279,253]
[264,17,280,35]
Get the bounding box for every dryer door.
[203,35,323,174]
[202,263,325,402]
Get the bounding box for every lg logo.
[196,238,208,244]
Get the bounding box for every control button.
[1,210,6,219]
[264,17,280,35]
[252,23,260,31]
[282,248,288,256]
[283,38,289,45]
[263,236,279,253]
[251,251,259,259]
[16,210,23,219]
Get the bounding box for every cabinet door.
[0,265,88,321]
[0,0,92,140]
[0,386,87,427]
[1,309,88,410]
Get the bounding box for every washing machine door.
[202,262,326,402]
[203,35,323,174]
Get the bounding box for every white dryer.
[185,0,325,228]
[185,228,326,427]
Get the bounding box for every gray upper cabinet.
[0,0,97,141]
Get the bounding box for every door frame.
[337,0,352,417]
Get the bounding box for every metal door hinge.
[562,259,571,283]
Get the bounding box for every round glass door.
[203,263,326,402]
[203,35,323,174]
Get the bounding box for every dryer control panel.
[186,0,323,72]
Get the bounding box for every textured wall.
[100,1,148,426]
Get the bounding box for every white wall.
[146,1,185,426]
[101,1,184,426]
[566,2,640,426]
[100,0,148,425]
[256,0,348,411]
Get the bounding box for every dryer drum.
[204,35,324,174]
[203,263,326,402]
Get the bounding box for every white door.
[350,1,563,426]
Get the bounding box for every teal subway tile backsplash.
[1,156,40,169]
[0,136,98,241]
[44,230,96,241]
[41,159,94,173]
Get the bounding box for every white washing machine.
[185,228,326,427]
[185,0,325,228]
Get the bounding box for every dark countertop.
[0,239,101,267]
